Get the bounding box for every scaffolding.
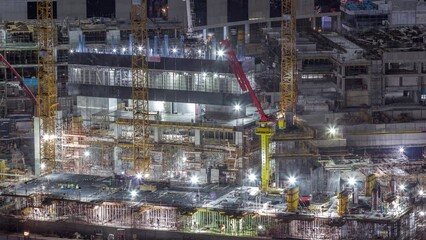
[2,193,415,240]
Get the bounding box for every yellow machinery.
[131,0,151,175]
[286,186,299,212]
[256,123,274,192]
[221,40,275,192]
[0,160,5,181]
[337,191,349,216]
[279,0,297,128]
[37,0,57,174]
[222,0,297,191]
[365,174,376,196]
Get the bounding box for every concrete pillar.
[336,15,341,32]
[235,131,243,146]
[195,129,201,146]
[223,26,228,40]
[34,117,41,176]
[312,17,317,30]
[153,127,162,142]
[203,29,207,41]
[245,23,250,44]
[267,21,271,29]
[114,123,122,139]
[113,146,122,175]
[195,152,202,163]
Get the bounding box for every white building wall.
[116,0,131,21]
[248,0,269,20]
[207,0,227,26]
[168,0,186,25]
[0,0,27,21]
[57,0,86,20]
[297,0,315,17]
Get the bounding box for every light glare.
[248,173,256,182]
[190,175,199,184]
[348,177,356,186]
[218,49,224,57]
[136,173,142,180]
[234,104,241,111]
[288,176,296,185]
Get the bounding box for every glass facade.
[69,65,255,95]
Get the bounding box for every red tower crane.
[220,40,274,191]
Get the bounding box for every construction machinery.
[0,54,38,105]
[286,186,299,212]
[131,0,151,175]
[220,40,275,192]
[37,0,57,174]
[337,190,349,216]
[280,0,297,128]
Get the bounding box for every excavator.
[220,40,275,192]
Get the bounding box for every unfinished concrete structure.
[0,1,424,240]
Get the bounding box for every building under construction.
[0,0,425,239]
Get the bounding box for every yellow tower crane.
[279,0,297,128]
[131,0,151,175]
[37,0,58,174]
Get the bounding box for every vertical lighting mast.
[280,0,297,128]
[131,0,150,175]
[37,0,57,174]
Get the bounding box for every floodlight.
[190,176,199,184]
[348,177,356,186]
[248,173,256,182]
[288,176,296,185]
[218,49,224,57]
[234,104,241,111]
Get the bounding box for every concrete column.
[312,17,317,30]
[113,146,122,175]
[34,117,41,176]
[114,123,122,139]
[336,15,341,32]
[203,29,207,41]
[153,127,162,142]
[235,131,243,146]
[245,23,250,44]
[223,26,228,40]
[195,129,201,146]
[195,152,202,164]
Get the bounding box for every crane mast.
[280,0,297,128]
[131,0,150,175]
[37,0,57,174]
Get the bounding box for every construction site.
[0,0,424,239]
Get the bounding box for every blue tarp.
[23,78,38,86]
